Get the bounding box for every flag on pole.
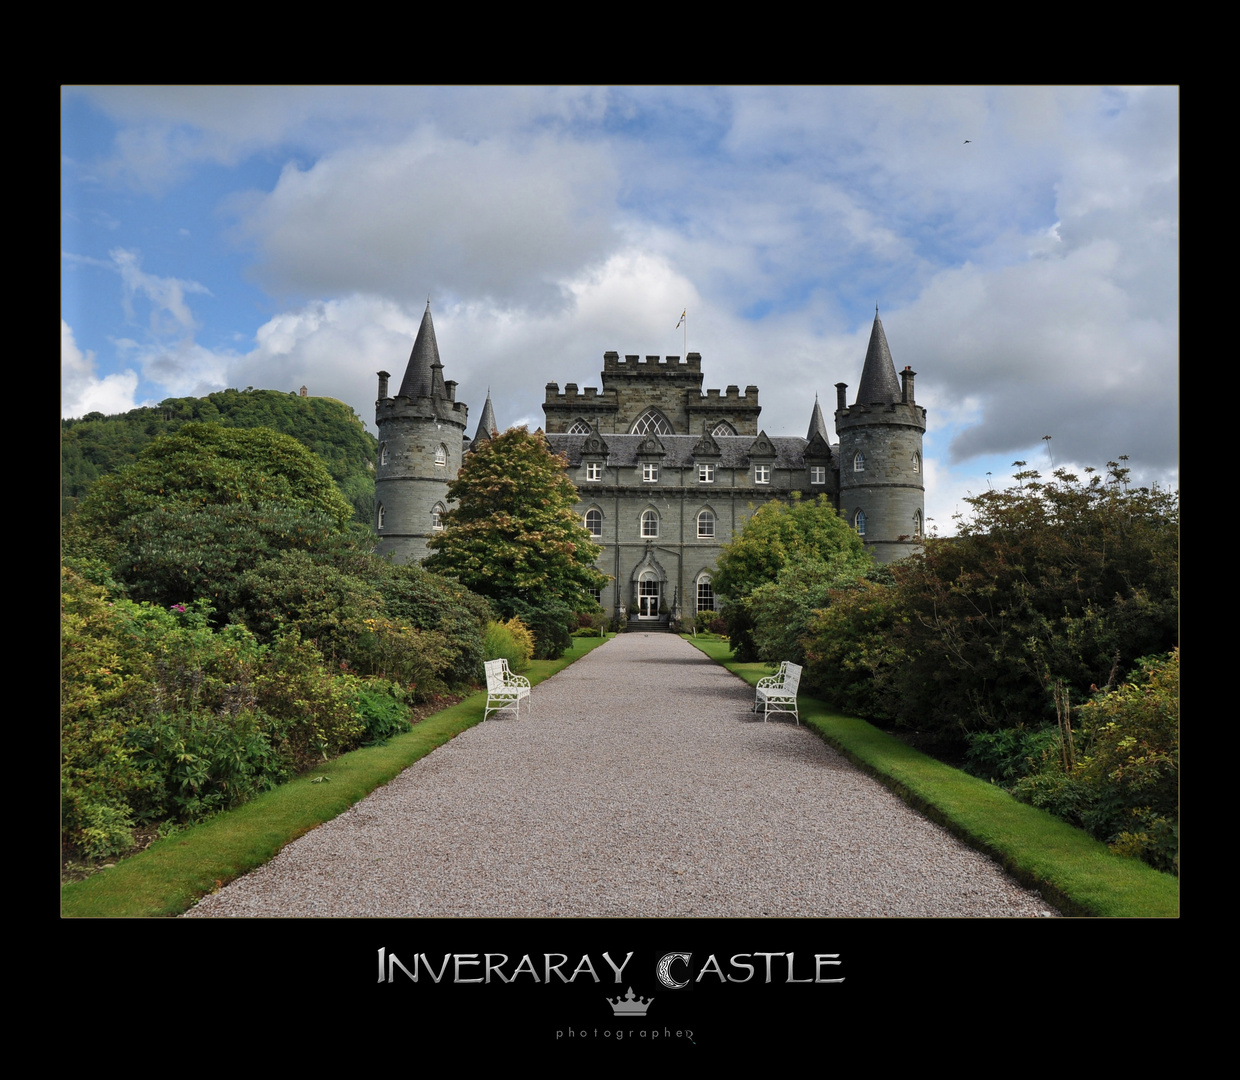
[676,310,686,328]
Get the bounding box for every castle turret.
[835,310,926,563]
[472,391,498,445]
[374,302,469,562]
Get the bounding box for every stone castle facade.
[374,303,926,623]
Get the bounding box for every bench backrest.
[783,662,802,694]
[484,659,506,692]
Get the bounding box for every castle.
[375,303,926,624]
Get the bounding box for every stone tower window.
[854,509,866,536]
[431,504,445,531]
[377,502,385,530]
[435,444,447,467]
[913,510,922,539]
[912,451,921,473]
[632,410,672,435]
[711,421,736,437]
[584,508,603,537]
[854,451,866,472]
[380,443,388,466]
[567,419,592,434]
[641,510,659,538]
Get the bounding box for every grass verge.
[61,634,613,918]
[685,634,1179,918]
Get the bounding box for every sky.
[61,86,1179,534]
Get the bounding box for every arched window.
[379,443,388,466]
[431,504,445,531]
[377,502,385,530]
[711,421,736,437]
[567,419,592,434]
[912,451,921,474]
[854,509,866,536]
[435,444,447,467]
[641,510,659,538]
[631,409,672,435]
[697,509,715,539]
[853,451,866,472]
[696,574,715,613]
[584,509,603,537]
[913,510,922,539]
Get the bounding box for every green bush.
[353,681,413,745]
[483,618,534,671]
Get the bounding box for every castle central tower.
[374,303,468,563]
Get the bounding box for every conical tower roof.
[473,391,498,444]
[397,301,442,400]
[855,309,901,406]
[806,394,830,442]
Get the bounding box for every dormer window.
[643,463,659,482]
[754,464,770,484]
[810,466,826,484]
[586,462,602,481]
[698,464,715,483]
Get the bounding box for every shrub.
[353,681,413,745]
[483,617,534,672]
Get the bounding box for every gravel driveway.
[185,634,1057,917]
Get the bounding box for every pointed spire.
[855,309,901,405]
[473,390,498,444]
[397,300,443,401]
[806,393,830,442]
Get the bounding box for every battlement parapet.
[702,386,760,403]
[603,350,703,373]
[545,382,608,403]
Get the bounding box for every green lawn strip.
[684,634,1179,918]
[61,633,612,918]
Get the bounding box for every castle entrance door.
[638,574,660,619]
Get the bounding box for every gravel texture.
[185,634,1057,918]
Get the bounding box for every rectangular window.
[754,464,770,484]
[698,463,715,483]
[585,462,602,481]
[697,581,715,612]
[810,466,826,485]
[643,463,659,482]
[588,587,602,606]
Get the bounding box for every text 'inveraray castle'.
[374,304,926,625]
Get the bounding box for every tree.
[886,461,1179,737]
[424,428,607,658]
[712,495,872,660]
[68,423,355,616]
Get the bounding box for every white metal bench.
[483,659,531,721]
[754,661,802,724]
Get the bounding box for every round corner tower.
[374,302,468,563]
[834,311,927,564]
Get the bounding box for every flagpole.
[677,308,686,356]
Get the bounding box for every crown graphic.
[608,987,653,1017]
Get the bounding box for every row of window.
[584,576,717,613]
[569,414,739,438]
[584,462,827,484]
[851,451,920,473]
[850,509,922,539]
[583,508,717,540]
[378,443,449,467]
[376,503,446,531]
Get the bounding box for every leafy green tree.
[886,462,1179,737]
[713,495,871,660]
[424,427,607,659]
[68,423,355,617]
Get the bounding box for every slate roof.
[855,311,901,406]
[546,433,835,471]
[397,302,442,401]
[807,395,830,441]
[473,393,498,443]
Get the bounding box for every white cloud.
[61,320,138,418]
